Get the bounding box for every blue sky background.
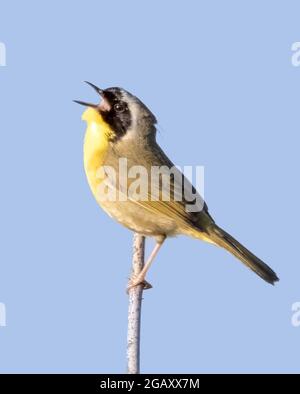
[0,0,299,373]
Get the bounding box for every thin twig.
[127,233,146,374]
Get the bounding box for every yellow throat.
[82,108,113,198]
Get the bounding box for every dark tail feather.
[207,224,279,285]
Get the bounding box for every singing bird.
[75,82,279,290]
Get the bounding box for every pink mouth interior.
[98,98,111,112]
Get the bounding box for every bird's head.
[74,82,157,141]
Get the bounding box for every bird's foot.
[126,274,152,294]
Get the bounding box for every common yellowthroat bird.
[75,82,279,290]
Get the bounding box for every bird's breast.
[83,108,112,199]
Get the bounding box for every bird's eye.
[114,103,126,113]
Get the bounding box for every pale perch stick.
[127,233,146,374]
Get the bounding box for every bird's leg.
[127,236,166,292]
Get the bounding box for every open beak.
[73,81,105,108]
[84,81,104,96]
[73,100,98,108]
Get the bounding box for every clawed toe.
[126,276,153,294]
